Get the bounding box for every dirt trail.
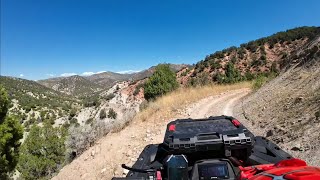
[53,88,251,180]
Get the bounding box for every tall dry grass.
[135,82,251,123]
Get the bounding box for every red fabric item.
[275,158,307,167]
[239,159,320,180]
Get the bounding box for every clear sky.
[1,0,320,80]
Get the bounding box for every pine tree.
[17,123,66,179]
[144,64,179,100]
[0,86,23,179]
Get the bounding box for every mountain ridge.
[37,64,187,96]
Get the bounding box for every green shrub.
[244,72,255,81]
[224,62,242,83]
[230,56,237,64]
[100,109,107,119]
[83,96,100,107]
[181,71,188,76]
[144,64,179,100]
[214,73,227,84]
[85,118,94,125]
[108,108,117,119]
[0,87,10,121]
[270,61,279,73]
[24,106,32,113]
[133,84,144,96]
[237,48,246,59]
[70,117,78,124]
[209,60,222,69]
[253,75,268,90]
[187,72,211,87]
[68,109,76,120]
[17,124,66,179]
[0,86,23,179]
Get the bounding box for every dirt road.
[53,88,251,180]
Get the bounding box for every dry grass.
[135,82,251,123]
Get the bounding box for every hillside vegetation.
[180,26,320,86]
[0,76,85,135]
[0,86,23,179]
[38,75,104,97]
[0,76,79,112]
[235,35,320,166]
[143,64,179,100]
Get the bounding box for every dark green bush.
[17,124,66,179]
[144,64,179,100]
[108,108,117,119]
[83,96,100,107]
[68,109,76,120]
[70,117,78,124]
[85,118,94,125]
[100,109,107,119]
[0,86,23,179]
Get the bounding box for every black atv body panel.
[112,116,292,180]
[163,116,254,160]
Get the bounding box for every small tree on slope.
[0,86,23,179]
[144,64,179,100]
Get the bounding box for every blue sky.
[1,0,320,80]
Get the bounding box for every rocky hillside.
[38,64,187,96]
[0,76,81,130]
[178,26,320,86]
[85,71,131,87]
[234,35,320,166]
[38,75,104,96]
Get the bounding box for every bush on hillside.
[133,83,144,96]
[68,109,76,120]
[85,118,94,125]
[144,64,179,100]
[108,108,117,119]
[100,109,107,119]
[83,96,100,107]
[0,86,23,179]
[209,59,222,69]
[66,121,112,160]
[253,75,268,90]
[224,62,242,83]
[187,72,211,87]
[252,73,277,90]
[17,124,66,179]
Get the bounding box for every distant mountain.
[38,64,187,96]
[38,75,103,96]
[85,71,131,86]
[86,64,187,86]
[0,76,78,114]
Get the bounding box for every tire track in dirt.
[186,89,251,118]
